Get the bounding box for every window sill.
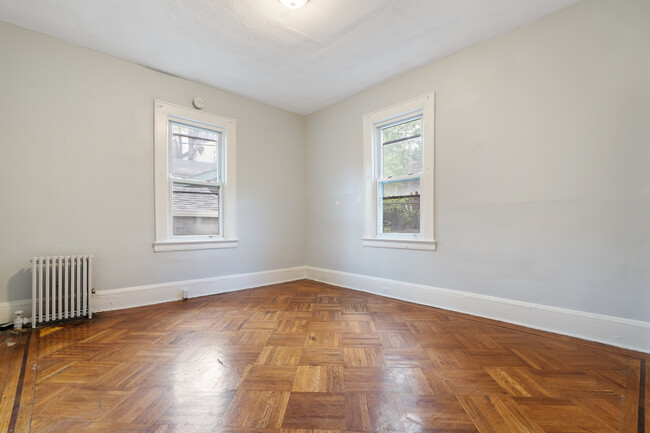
[361,237,437,251]
[154,239,239,252]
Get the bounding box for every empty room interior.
[0,0,648,431]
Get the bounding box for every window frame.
[362,93,436,251]
[153,100,238,252]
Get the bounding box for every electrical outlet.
[381,287,391,296]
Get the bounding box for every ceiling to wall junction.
[0,0,580,114]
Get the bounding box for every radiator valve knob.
[14,311,23,329]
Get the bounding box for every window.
[154,100,237,252]
[362,93,436,250]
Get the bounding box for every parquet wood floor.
[1,279,647,433]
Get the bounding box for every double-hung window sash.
[376,115,423,235]
[169,121,223,238]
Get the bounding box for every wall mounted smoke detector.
[192,97,205,109]
[280,0,308,9]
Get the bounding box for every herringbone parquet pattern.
[1,279,647,432]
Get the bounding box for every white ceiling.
[0,0,579,114]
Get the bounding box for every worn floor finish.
[1,279,648,432]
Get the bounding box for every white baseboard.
[93,266,307,312]
[0,299,31,325]
[305,266,650,354]
[5,264,648,354]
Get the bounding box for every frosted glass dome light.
[280,0,308,9]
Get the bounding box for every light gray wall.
[305,0,650,321]
[0,21,306,302]
[1,0,648,323]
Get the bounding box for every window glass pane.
[381,118,422,178]
[381,179,420,234]
[173,216,219,236]
[172,182,220,236]
[172,183,219,213]
[171,122,220,182]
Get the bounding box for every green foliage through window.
[380,117,422,178]
[381,179,420,234]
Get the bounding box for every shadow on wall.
[7,268,31,301]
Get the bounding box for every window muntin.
[362,93,435,250]
[154,100,237,252]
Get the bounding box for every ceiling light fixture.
[280,0,308,9]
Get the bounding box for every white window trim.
[153,100,238,252]
[362,92,436,251]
